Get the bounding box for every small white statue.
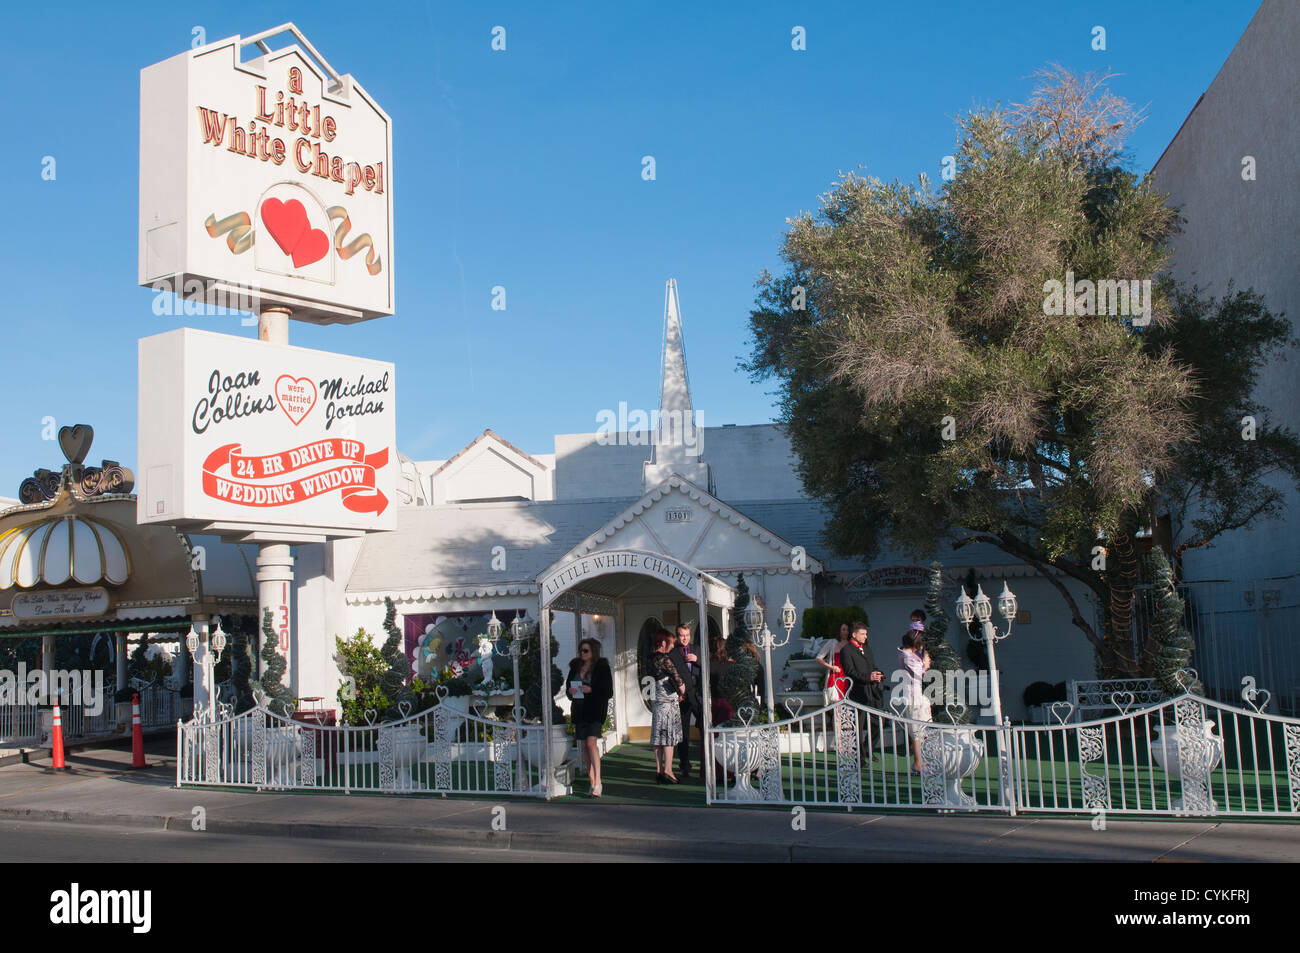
[477,638,494,685]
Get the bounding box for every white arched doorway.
[535,548,734,798]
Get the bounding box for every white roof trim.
[560,474,825,573]
[347,583,539,606]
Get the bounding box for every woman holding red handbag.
[816,623,851,701]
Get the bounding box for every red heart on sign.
[275,375,317,426]
[291,227,330,268]
[260,198,309,256]
[260,198,331,269]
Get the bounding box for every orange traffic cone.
[50,704,67,771]
[130,692,146,769]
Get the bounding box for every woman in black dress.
[708,633,734,724]
[566,638,613,797]
[650,629,685,783]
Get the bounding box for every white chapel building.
[292,280,1098,731]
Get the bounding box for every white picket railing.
[137,684,180,728]
[710,699,1012,812]
[0,703,41,745]
[708,688,1300,819]
[177,702,566,797]
[1067,677,1164,722]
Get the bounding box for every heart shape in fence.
[889,694,907,717]
[1049,701,1074,725]
[397,700,413,719]
[945,702,968,724]
[511,705,527,722]
[434,684,449,701]
[840,676,854,698]
[1245,688,1271,714]
[1173,668,1200,693]
[281,700,296,718]
[363,708,378,726]
[784,698,804,720]
[253,688,268,708]
[471,698,490,719]
[737,706,757,727]
[1110,691,1135,715]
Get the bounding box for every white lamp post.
[751,595,797,721]
[955,582,1017,725]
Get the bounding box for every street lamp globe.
[955,589,975,625]
[780,595,797,635]
[186,629,199,653]
[974,585,993,623]
[744,601,764,634]
[509,612,528,641]
[211,627,227,659]
[486,611,502,642]
[997,582,1018,623]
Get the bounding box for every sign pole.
[256,307,294,684]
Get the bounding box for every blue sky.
[0,0,1262,493]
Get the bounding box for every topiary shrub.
[719,573,761,721]
[254,608,294,716]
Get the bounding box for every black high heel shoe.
[656,773,669,784]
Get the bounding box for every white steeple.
[643,279,712,493]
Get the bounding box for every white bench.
[1067,678,1164,722]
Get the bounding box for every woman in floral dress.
[650,629,686,783]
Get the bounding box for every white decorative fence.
[177,702,567,797]
[137,683,180,729]
[708,688,1300,819]
[0,703,41,745]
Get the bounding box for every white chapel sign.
[139,25,394,325]
[137,328,396,534]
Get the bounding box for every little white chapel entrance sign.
[539,550,700,606]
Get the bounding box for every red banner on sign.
[202,442,389,514]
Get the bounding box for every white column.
[697,581,712,794]
[256,306,295,693]
[539,607,555,798]
[41,634,55,684]
[257,545,295,689]
[190,617,211,716]
[614,600,627,742]
[115,634,127,689]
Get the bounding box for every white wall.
[1151,0,1300,584]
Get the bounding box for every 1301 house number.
[664,508,692,523]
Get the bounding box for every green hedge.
[801,605,869,641]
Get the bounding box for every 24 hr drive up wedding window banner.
[137,328,396,534]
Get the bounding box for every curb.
[0,805,1108,862]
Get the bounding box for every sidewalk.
[1,741,1297,862]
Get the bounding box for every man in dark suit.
[668,623,704,778]
[839,621,883,758]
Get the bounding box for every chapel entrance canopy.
[537,549,733,611]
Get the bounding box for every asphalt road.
[0,820,669,863]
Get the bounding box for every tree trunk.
[1102,513,1141,677]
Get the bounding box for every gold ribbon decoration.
[327,205,383,276]
[204,211,254,254]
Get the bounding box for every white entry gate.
[177,701,564,797]
[709,689,1300,819]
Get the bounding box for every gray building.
[1151,0,1299,707]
